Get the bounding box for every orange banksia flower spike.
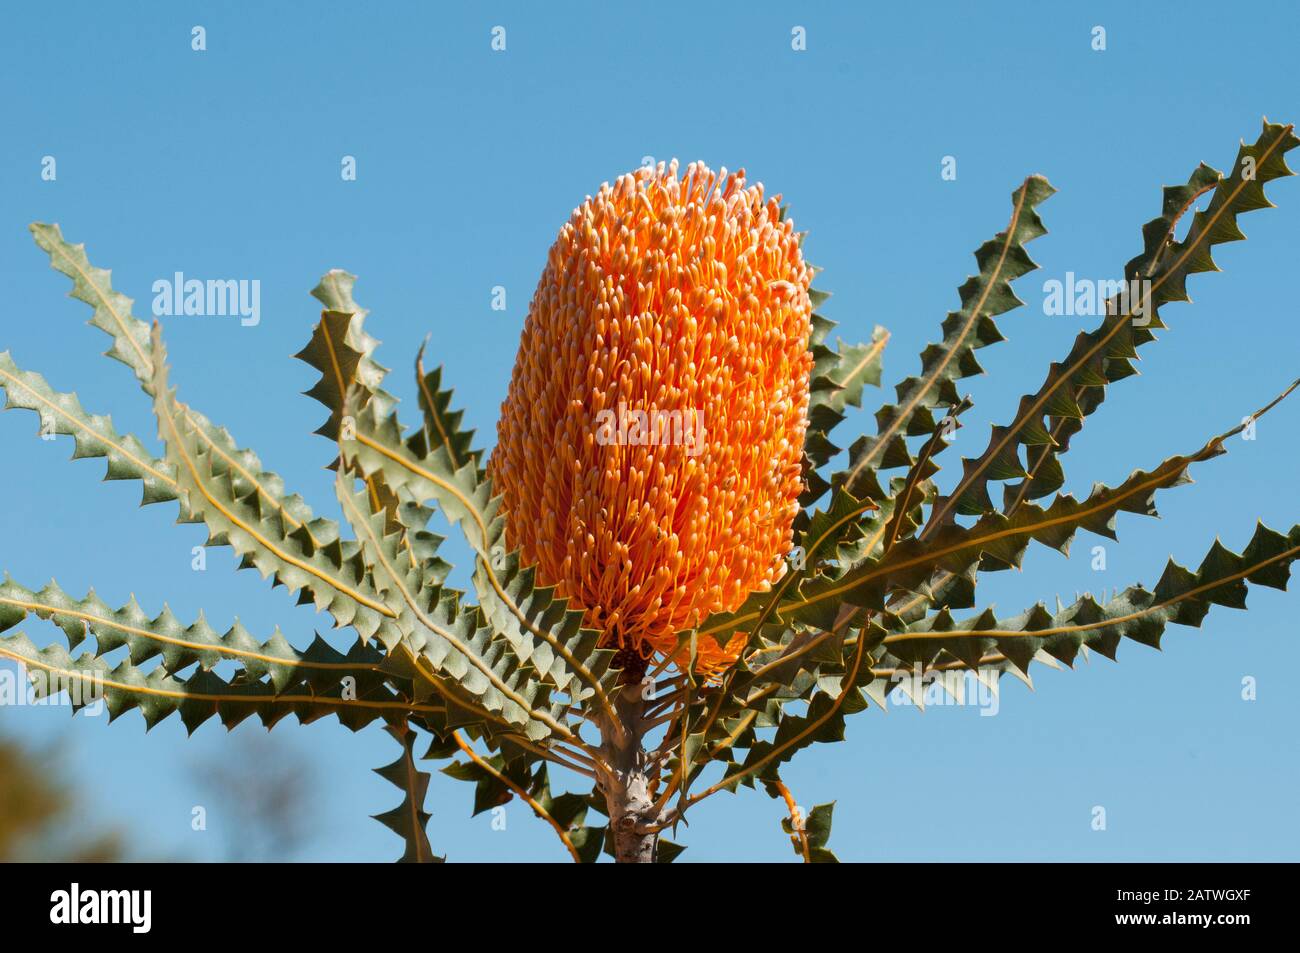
[491,160,815,672]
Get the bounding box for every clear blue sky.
[2,0,1298,862]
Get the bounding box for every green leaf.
[30,223,154,390]
[932,121,1298,530]
[655,838,687,863]
[373,723,443,863]
[409,344,485,476]
[295,310,365,443]
[441,737,604,862]
[804,802,836,854]
[836,176,1054,498]
[296,306,453,579]
[297,270,402,461]
[803,324,890,472]
[774,389,1291,630]
[774,799,839,862]
[0,576,399,699]
[0,352,180,507]
[876,520,1300,678]
[0,630,428,733]
[701,629,880,796]
[357,471,451,576]
[335,475,572,742]
[1002,162,1225,513]
[146,325,402,645]
[308,269,399,421]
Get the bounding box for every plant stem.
[598,655,661,864]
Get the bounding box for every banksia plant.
[2,120,1297,863]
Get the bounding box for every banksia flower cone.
[490,161,813,672]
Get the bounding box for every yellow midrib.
[0,645,440,713]
[883,540,1300,645]
[0,595,374,671]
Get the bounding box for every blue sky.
[2,0,1298,861]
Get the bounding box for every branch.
[773,779,811,862]
[452,731,583,862]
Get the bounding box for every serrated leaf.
[373,723,443,863]
[30,222,154,390]
[0,352,180,507]
[933,121,1298,532]
[837,176,1054,497]
[804,325,890,471]
[878,520,1300,678]
[757,394,1286,634]
[0,631,429,734]
[335,476,571,742]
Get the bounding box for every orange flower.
[490,161,813,672]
